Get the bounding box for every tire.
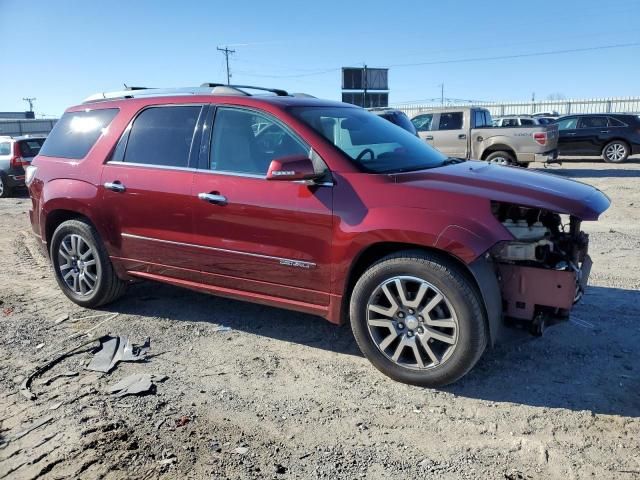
[0,173,12,198]
[50,219,127,308]
[602,140,629,163]
[485,151,516,166]
[349,250,488,387]
[516,162,530,168]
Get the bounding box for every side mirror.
[266,154,320,182]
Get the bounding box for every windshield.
[289,106,448,173]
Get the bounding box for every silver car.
[0,135,46,197]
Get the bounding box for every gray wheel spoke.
[421,292,443,316]
[425,327,456,344]
[368,283,399,318]
[379,331,398,351]
[418,335,440,365]
[83,259,96,267]
[409,341,425,368]
[84,270,97,283]
[63,270,74,281]
[391,339,407,362]
[425,316,456,329]
[368,319,395,329]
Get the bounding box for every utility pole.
[440,83,444,106]
[217,46,235,85]
[363,64,368,108]
[23,97,36,112]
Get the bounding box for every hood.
[393,161,610,220]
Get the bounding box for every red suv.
[27,84,610,386]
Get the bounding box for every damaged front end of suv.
[490,200,601,335]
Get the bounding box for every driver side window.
[411,114,433,132]
[210,107,309,175]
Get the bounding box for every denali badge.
[279,259,312,269]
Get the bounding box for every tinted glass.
[18,138,44,157]
[537,118,552,125]
[124,106,201,168]
[578,116,608,128]
[40,109,119,159]
[474,110,484,128]
[520,118,535,126]
[503,119,518,127]
[381,112,417,135]
[556,117,578,130]
[210,108,308,175]
[0,142,10,155]
[608,117,626,127]
[411,114,433,132]
[438,112,463,130]
[290,106,448,174]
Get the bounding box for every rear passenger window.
[520,118,535,126]
[578,116,608,128]
[123,106,201,168]
[39,109,118,159]
[0,143,10,155]
[19,139,44,157]
[438,112,463,130]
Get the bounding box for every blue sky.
[1,0,639,117]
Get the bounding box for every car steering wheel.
[355,148,375,162]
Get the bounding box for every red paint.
[28,94,610,324]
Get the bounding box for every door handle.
[477,136,484,141]
[565,132,577,136]
[198,192,227,204]
[600,130,609,133]
[425,135,434,140]
[104,181,126,192]
[458,134,467,139]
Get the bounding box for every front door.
[556,116,580,153]
[190,106,334,307]
[430,111,468,158]
[99,104,204,276]
[412,113,435,146]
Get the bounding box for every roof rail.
[83,83,292,103]
[200,83,289,96]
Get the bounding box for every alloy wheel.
[366,276,459,370]
[605,143,626,162]
[0,178,4,196]
[488,156,510,166]
[57,233,98,296]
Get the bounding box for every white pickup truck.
[410,107,558,166]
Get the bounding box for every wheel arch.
[341,242,502,345]
[44,210,95,255]
[480,144,517,160]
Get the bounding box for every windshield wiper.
[442,157,465,166]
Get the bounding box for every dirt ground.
[0,158,639,480]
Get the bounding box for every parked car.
[0,135,46,197]
[27,84,609,387]
[368,108,418,135]
[556,113,640,163]
[411,107,559,166]
[493,115,542,127]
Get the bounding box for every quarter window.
[123,106,201,168]
[412,114,434,132]
[608,117,626,127]
[210,108,308,175]
[520,118,535,126]
[0,142,10,155]
[438,112,463,130]
[39,108,119,159]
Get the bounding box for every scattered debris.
[299,452,312,460]
[570,318,595,329]
[234,446,249,455]
[35,343,45,350]
[175,416,191,427]
[2,306,14,316]
[107,374,166,397]
[86,335,150,373]
[20,337,106,401]
[274,464,287,474]
[155,418,167,430]
[49,401,64,411]
[66,313,119,341]
[212,326,232,333]
[54,314,69,325]
[42,371,79,386]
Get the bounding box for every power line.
[217,46,236,85]
[235,41,640,79]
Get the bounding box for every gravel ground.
[0,158,639,479]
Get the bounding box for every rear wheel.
[51,219,127,308]
[350,251,487,387]
[0,174,11,198]
[602,140,629,163]
[485,151,516,166]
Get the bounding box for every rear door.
[430,111,468,158]
[99,104,204,276]
[576,116,610,154]
[190,105,333,307]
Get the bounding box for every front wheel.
[51,219,127,308]
[0,174,11,198]
[350,251,487,387]
[602,141,629,163]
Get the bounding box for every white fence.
[392,97,640,119]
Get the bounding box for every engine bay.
[489,201,592,330]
